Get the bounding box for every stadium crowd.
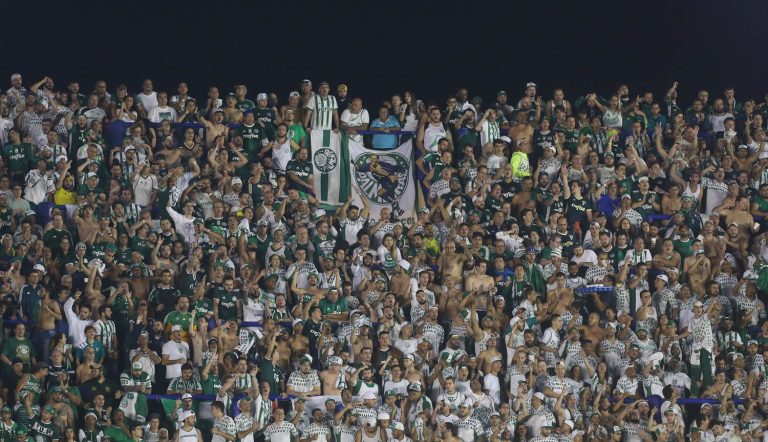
[0,73,767,442]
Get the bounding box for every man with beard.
[286,147,314,194]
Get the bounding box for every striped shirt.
[307,95,338,130]
[302,422,331,441]
[95,319,117,353]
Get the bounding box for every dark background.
[2,0,767,107]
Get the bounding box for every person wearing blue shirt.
[370,105,401,148]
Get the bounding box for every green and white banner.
[347,137,417,225]
[310,130,350,208]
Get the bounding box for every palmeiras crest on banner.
[352,152,409,216]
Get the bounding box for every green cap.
[15,426,27,436]
[104,242,117,251]
[0,406,9,413]
[43,405,55,414]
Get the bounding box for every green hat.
[15,426,27,436]
[384,390,400,398]
[497,90,508,97]
[104,242,117,251]
[50,386,63,393]
[0,406,9,413]
[43,405,55,414]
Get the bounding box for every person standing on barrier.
[689,301,715,396]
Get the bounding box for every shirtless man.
[73,206,100,245]
[439,241,472,286]
[546,279,573,316]
[464,260,496,294]
[320,356,346,396]
[37,287,62,362]
[350,323,373,361]
[683,249,711,296]
[510,177,534,214]
[288,321,308,364]
[715,196,756,237]
[402,355,424,385]
[280,91,304,125]
[700,221,726,266]
[390,260,412,306]
[656,183,682,215]
[508,111,534,143]
[127,262,152,301]
[651,239,681,270]
[581,312,604,344]
[198,110,229,148]
[210,321,241,354]
[477,335,503,374]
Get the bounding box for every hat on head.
[329,356,343,366]
[497,90,508,97]
[499,135,512,144]
[657,274,669,284]
[0,406,10,413]
[384,390,400,398]
[171,325,182,332]
[391,422,405,432]
[398,259,410,271]
[182,393,193,400]
[621,193,631,200]
[43,405,55,414]
[256,93,268,101]
[612,426,623,434]
[231,176,242,185]
[534,392,546,401]
[408,382,422,392]
[300,354,313,364]
[132,362,143,370]
[564,420,575,430]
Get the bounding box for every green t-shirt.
[130,236,152,264]
[258,359,284,395]
[253,107,277,139]
[103,426,131,442]
[30,418,60,442]
[2,337,35,367]
[287,123,306,146]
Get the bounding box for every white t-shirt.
[137,92,159,114]
[571,249,598,266]
[162,339,190,379]
[148,105,178,124]
[271,139,293,174]
[340,109,370,143]
[132,173,158,206]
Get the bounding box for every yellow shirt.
[53,188,76,205]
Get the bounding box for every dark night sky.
[3,0,767,107]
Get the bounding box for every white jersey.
[423,122,447,153]
[307,95,338,130]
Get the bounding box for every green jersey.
[168,376,202,394]
[318,297,348,317]
[178,266,202,297]
[0,421,19,442]
[253,107,277,139]
[164,311,193,331]
[191,298,214,321]
[214,288,241,321]
[42,228,73,252]
[285,159,312,191]
[130,236,152,263]
[2,143,32,171]
[236,124,263,158]
[202,373,223,395]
